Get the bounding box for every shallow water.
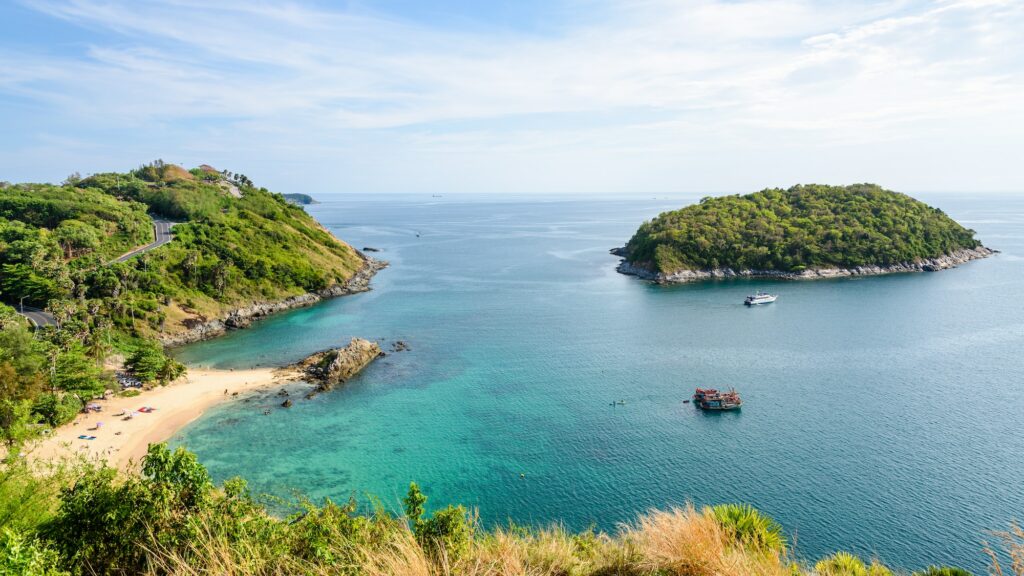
[173,193,1024,572]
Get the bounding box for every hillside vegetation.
[1,444,1009,576]
[0,161,365,445]
[623,184,982,274]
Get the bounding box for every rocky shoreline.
[612,246,995,284]
[159,257,388,346]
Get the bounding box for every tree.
[0,398,36,450]
[125,341,167,383]
[31,393,81,428]
[51,348,105,399]
[52,220,100,259]
[156,358,185,385]
[403,482,427,526]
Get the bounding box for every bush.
[0,527,67,576]
[43,444,214,575]
[403,482,473,562]
[31,394,81,428]
[815,551,892,576]
[416,505,473,562]
[125,342,184,384]
[710,503,786,553]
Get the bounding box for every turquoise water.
[173,194,1024,572]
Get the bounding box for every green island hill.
[615,184,993,283]
[282,192,318,205]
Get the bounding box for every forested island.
[616,184,992,283]
[283,193,318,205]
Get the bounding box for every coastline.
[29,367,302,471]
[160,257,387,346]
[613,246,995,283]
[27,255,389,472]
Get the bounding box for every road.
[17,305,57,328]
[113,218,177,263]
[12,219,177,329]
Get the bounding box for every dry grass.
[147,503,803,576]
[986,522,1024,576]
[625,505,789,576]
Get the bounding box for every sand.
[29,367,300,471]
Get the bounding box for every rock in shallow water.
[295,338,384,398]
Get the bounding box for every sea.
[171,193,1024,572]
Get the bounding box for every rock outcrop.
[614,246,995,284]
[295,338,384,397]
[160,258,388,346]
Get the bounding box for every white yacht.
[744,291,777,305]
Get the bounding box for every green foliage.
[403,481,427,525]
[0,444,1006,576]
[404,483,473,561]
[0,528,67,576]
[814,551,893,576]
[140,443,213,512]
[30,394,81,429]
[416,504,474,561]
[0,264,62,307]
[125,341,182,384]
[50,348,105,399]
[0,163,364,448]
[710,503,787,553]
[44,444,214,575]
[624,184,982,273]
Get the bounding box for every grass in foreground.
[0,444,1017,576]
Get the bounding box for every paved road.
[113,218,177,263]
[17,305,57,328]
[12,219,177,329]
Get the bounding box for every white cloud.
[1,0,1022,193]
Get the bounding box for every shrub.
[416,504,473,562]
[814,551,892,576]
[710,503,787,553]
[0,527,67,576]
[402,483,473,562]
[31,394,81,428]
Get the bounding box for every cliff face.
[296,338,384,396]
[615,246,994,284]
[159,258,387,346]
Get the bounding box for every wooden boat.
[693,387,742,410]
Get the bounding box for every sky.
[0,0,1022,194]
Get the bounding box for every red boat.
[693,388,742,410]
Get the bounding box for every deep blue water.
[172,193,1024,572]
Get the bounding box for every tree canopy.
[0,161,365,442]
[623,184,982,273]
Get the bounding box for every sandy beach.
[30,367,299,471]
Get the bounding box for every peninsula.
[0,161,385,467]
[615,184,992,283]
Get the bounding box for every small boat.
[692,387,742,411]
[744,291,777,306]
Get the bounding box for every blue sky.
[1,0,1022,194]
